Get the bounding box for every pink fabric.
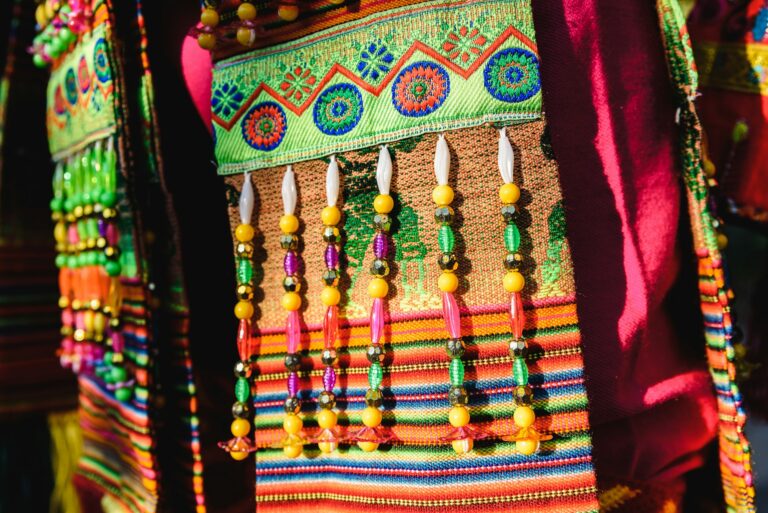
[182,0,718,484]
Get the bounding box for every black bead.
[280,234,298,250]
[445,338,465,358]
[438,253,458,271]
[232,401,251,418]
[508,339,528,358]
[322,269,340,286]
[322,226,341,243]
[321,349,337,366]
[370,259,390,277]
[501,204,518,223]
[448,385,469,406]
[373,214,391,232]
[283,275,301,292]
[365,388,383,407]
[284,396,301,414]
[366,344,383,363]
[513,385,533,406]
[284,353,301,371]
[234,360,252,378]
[504,252,523,270]
[318,390,336,409]
[434,206,455,225]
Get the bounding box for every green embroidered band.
[212,0,542,174]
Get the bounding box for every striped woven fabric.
[222,121,599,512]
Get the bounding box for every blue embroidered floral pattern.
[212,82,245,119]
[313,83,364,135]
[484,48,540,103]
[93,38,111,84]
[357,42,395,81]
[65,68,79,105]
[241,102,288,151]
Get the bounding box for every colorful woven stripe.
[222,121,598,511]
[656,1,756,511]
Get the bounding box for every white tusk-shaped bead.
[326,155,339,207]
[282,165,297,215]
[498,127,514,184]
[376,145,392,195]
[434,134,450,186]
[239,172,254,224]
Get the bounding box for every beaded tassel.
[497,128,551,455]
[278,166,307,458]
[218,172,258,460]
[51,138,132,401]
[432,135,487,454]
[351,146,396,452]
[313,157,344,454]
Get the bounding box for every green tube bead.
[504,223,521,252]
[237,258,253,284]
[512,357,529,386]
[368,362,383,390]
[449,357,464,386]
[235,377,250,402]
[438,225,455,253]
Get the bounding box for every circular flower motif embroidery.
[313,83,364,136]
[391,61,450,117]
[65,68,79,105]
[78,56,91,93]
[483,48,540,103]
[53,85,67,115]
[93,38,111,83]
[241,102,288,151]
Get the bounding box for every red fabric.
[181,0,718,485]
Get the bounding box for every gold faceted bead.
[83,205,94,216]
[237,284,254,301]
[90,299,102,311]
[73,206,84,218]
[86,238,96,249]
[74,329,86,342]
[102,208,117,219]
[236,241,254,258]
[58,296,70,309]
[97,237,107,248]
[104,246,118,258]
[76,241,87,251]
[60,326,73,337]
[71,300,83,310]
[109,318,120,328]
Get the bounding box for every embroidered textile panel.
[223,122,599,512]
[212,0,542,173]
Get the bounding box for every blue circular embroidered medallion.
[241,101,288,151]
[65,68,79,105]
[391,61,450,117]
[93,38,111,83]
[484,48,540,103]
[313,83,364,136]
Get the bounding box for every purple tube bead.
[287,371,299,397]
[373,233,388,259]
[325,244,339,269]
[323,366,336,392]
[98,218,107,237]
[284,251,298,276]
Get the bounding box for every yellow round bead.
[373,194,394,214]
[54,222,67,243]
[283,413,303,434]
[516,438,539,455]
[280,214,299,234]
[513,405,535,428]
[432,185,455,206]
[317,409,337,429]
[281,292,301,311]
[277,4,299,21]
[717,233,728,250]
[318,441,338,454]
[503,271,525,293]
[452,438,474,454]
[200,8,220,26]
[499,183,521,204]
[448,406,470,428]
[234,301,254,319]
[231,418,251,438]
[35,4,48,27]
[361,406,382,428]
[321,206,341,226]
[197,33,216,50]
[237,2,257,20]
[321,286,340,306]
[230,450,249,461]
[283,444,303,458]
[235,224,255,242]
[438,272,458,293]
[368,278,389,298]
[236,27,255,47]
[357,441,379,452]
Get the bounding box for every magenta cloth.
[181,0,718,486]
